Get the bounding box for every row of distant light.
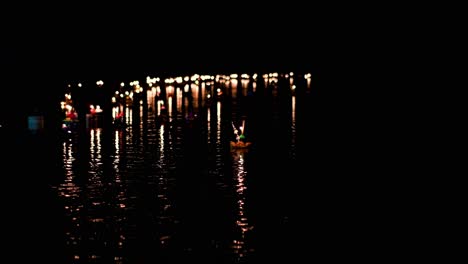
[63,72,311,109]
[144,72,311,86]
[68,72,311,89]
[111,72,311,101]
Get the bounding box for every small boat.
[230,120,251,149]
[230,141,252,149]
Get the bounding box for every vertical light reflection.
[231,79,238,99]
[58,140,82,260]
[291,95,296,159]
[166,85,175,98]
[114,130,120,171]
[155,120,175,246]
[216,101,221,145]
[184,85,190,110]
[168,96,173,118]
[201,82,206,107]
[157,100,162,116]
[89,128,102,167]
[241,79,249,96]
[159,124,164,154]
[207,106,211,144]
[126,107,132,125]
[112,106,119,119]
[87,127,104,252]
[192,83,199,110]
[140,104,144,121]
[148,88,156,111]
[176,87,182,112]
[90,129,95,159]
[95,129,102,162]
[231,151,253,261]
[113,126,126,260]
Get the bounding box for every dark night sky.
[4,5,327,82]
[8,28,317,81]
[4,2,357,84]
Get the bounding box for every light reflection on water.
[53,73,310,263]
[231,150,253,261]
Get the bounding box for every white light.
[121,82,125,87]
[78,83,82,87]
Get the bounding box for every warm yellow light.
[191,74,199,81]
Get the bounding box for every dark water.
[3,74,338,263]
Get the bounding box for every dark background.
[2,4,436,262]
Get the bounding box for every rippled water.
[5,74,318,263]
